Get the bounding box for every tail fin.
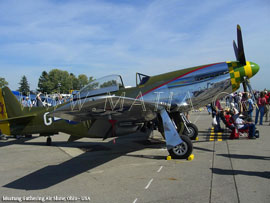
[0,87,37,135]
[1,86,24,118]
[0,87,12,134]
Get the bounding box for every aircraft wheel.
[183,123,198,140]
[46,137,52,146]
[168,135,193,159]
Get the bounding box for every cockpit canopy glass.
[76,75,124,98]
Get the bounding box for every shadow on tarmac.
[0,137,36,148]
[217,154,270,160]
[211,168,270,179]
[3,134,166,190]
[4,151,122,190]
[124,154,166,160]
[193,146,215,152]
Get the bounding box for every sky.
[0,0,269,91]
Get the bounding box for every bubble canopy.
[76,75,125,99]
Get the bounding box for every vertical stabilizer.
[0,88,11,134]
[1,87,24,118]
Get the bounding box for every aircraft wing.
[50,95,167,122]
[0,114,36,124]
[51,96,183,151]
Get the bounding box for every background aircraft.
[0,25,260,159]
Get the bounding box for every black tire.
[46,137,52,146]
[255,130,260,138]
[183,123,198,140]
[168,135,193,159]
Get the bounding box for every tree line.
[0,69,94,95]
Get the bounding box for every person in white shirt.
[232,108,256,139]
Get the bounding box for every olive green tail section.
[0,87,11,134]
[1,87,24,118]
[0,115,36,125]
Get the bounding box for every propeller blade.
[237,24,246,65]
[233,40,239,61]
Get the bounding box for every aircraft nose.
[227,61,260,92]
[249,61,260,78]
[242,61,260,79]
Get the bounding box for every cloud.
[0,0,269,90]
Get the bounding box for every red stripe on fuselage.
[138,62,223,98]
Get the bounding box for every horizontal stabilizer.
[68,135,81,142]
[0,114,36,124]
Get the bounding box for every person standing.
[247,94,254,120]
[206,104,212,114]
[26,97,32,108]
[234,92,240,111]
[36,93,44,107]
[264,91,269,122]
[255,91,266,125]
[21,97,27,107]
[212,99,223,132]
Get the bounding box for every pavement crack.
[226,140,240,203]
[209,139,216,203]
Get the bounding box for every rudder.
[0,87,11,135]
[1,87,24,118]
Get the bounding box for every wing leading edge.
[50,95,166,122]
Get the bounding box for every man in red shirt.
[255,91,266,125]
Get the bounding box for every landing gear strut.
[183,123,198,140]
[170,112,198,140]
[159,109,193,159]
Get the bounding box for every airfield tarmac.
[0,111,269,203]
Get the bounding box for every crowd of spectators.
[210,90,269,139]
[20,93,69,107]
[224,90,270,125]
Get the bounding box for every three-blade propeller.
[233,24,257,107]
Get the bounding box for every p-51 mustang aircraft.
[0,25,260,159]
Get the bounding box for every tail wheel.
[46,137,52,146]
[183,123,198,140]
[168,135,193,159]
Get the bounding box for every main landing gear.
[170,112,198,140]
[168,135,193,159]
[183,123,198,140]
[159,109,193,159]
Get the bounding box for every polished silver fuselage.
[143,62,231,112]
